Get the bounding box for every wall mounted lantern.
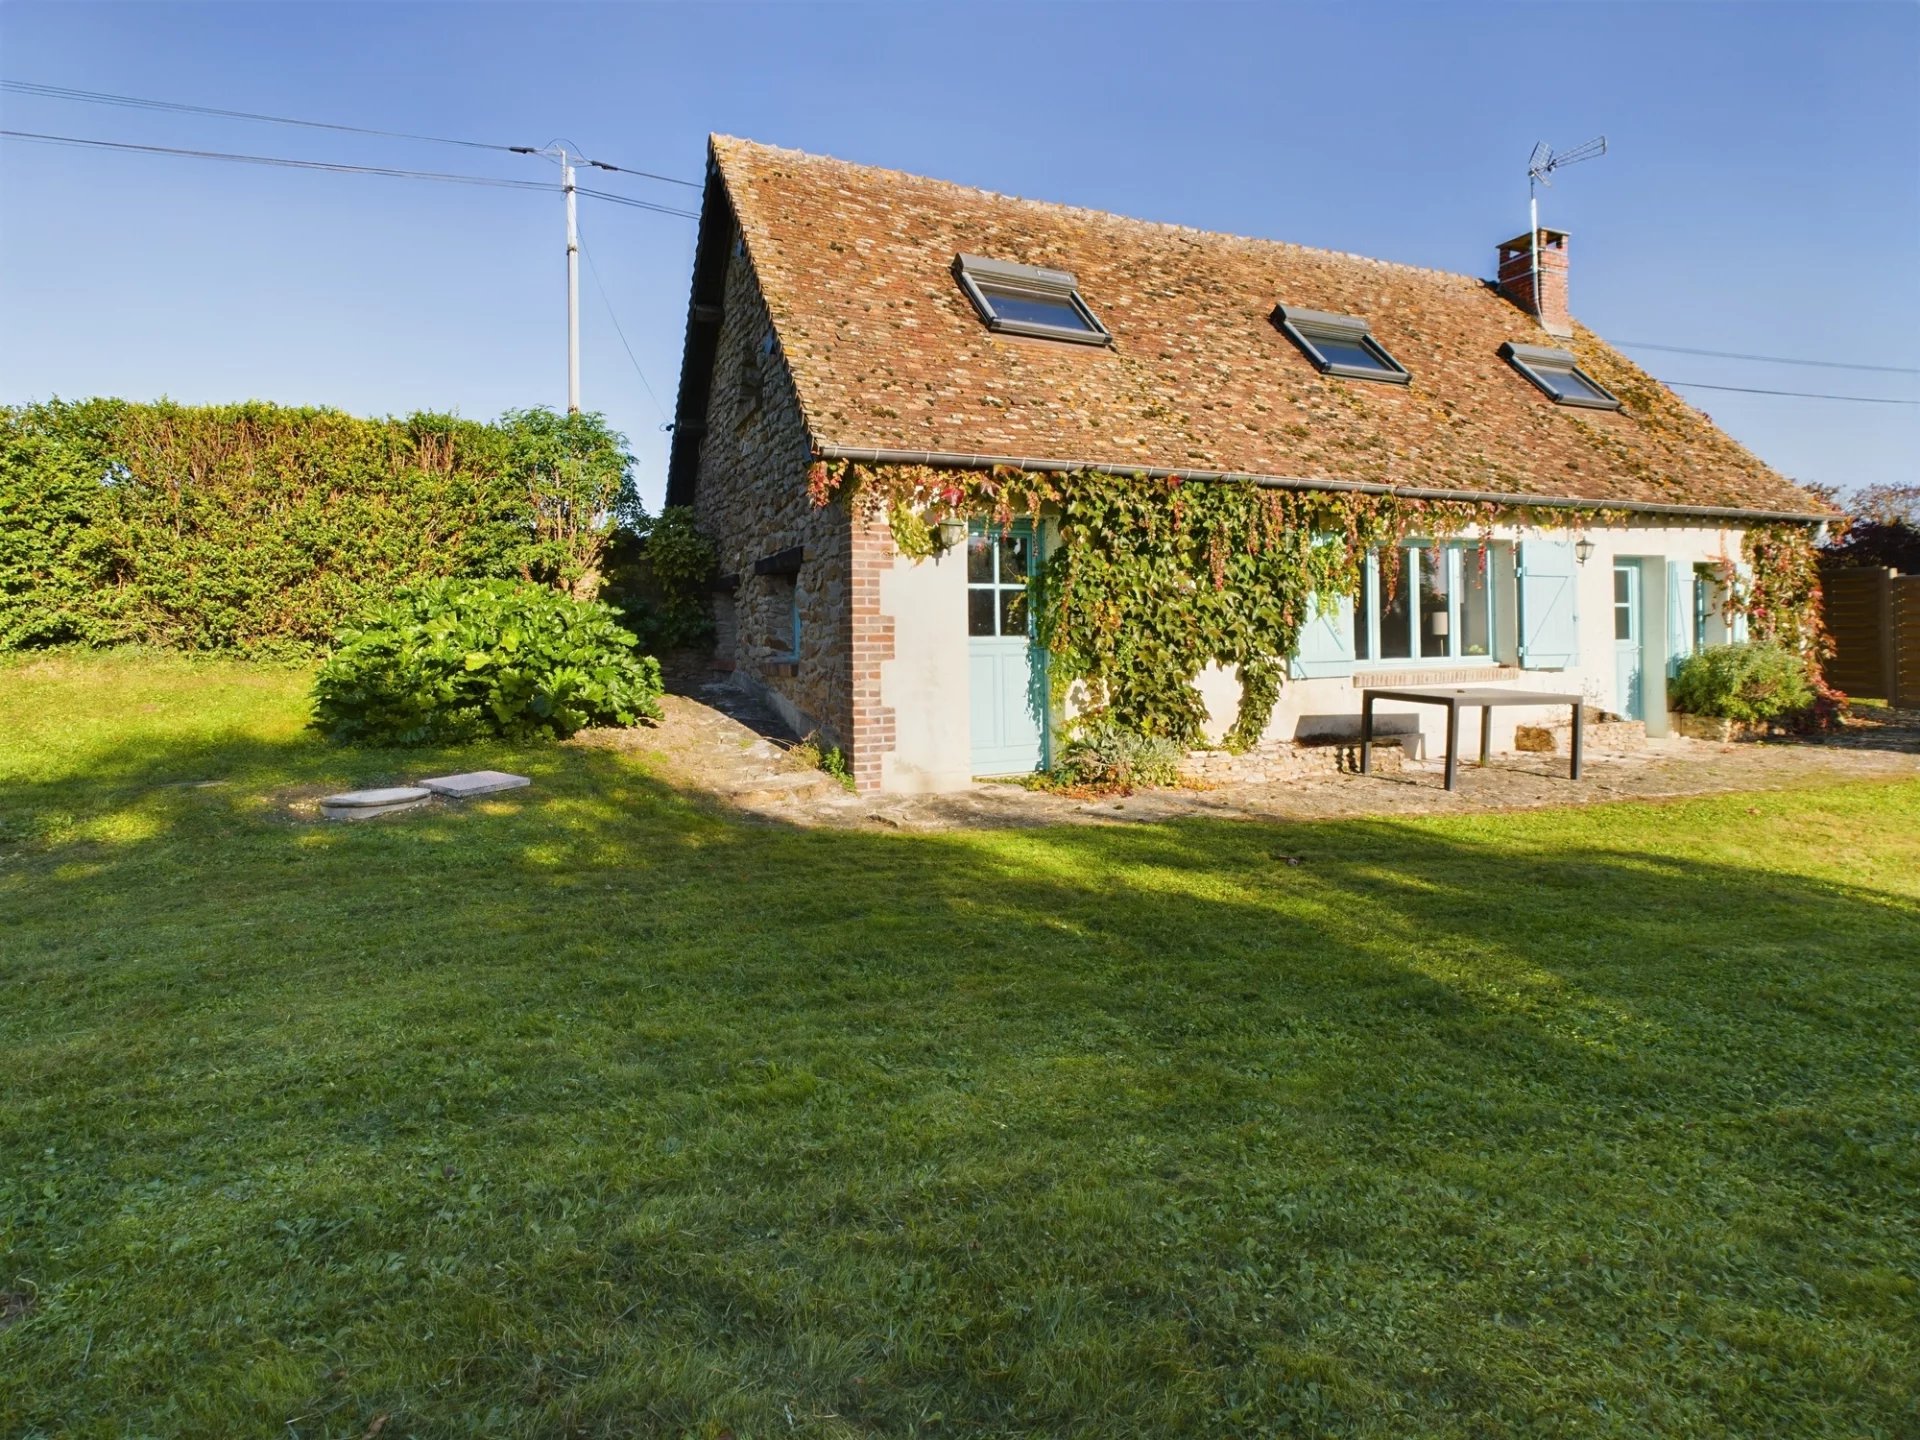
[1574,537,1596,566]
[935,516,969,552]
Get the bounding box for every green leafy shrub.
[604,506,717,653]
[1052,720,1185,791]
[312,579,662,745]
[1670,642,1814,724]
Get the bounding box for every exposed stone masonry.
[692,226,855,753]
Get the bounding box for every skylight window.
[953,255,1111,346]
[1273,305,1410,384]
[1502,342,1621,410]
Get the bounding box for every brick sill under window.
[764,657,799,678]
[1351,663,1518,688]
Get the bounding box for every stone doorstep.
[415,770,532,799]
[727,769,841,804]
[319,786,432,821]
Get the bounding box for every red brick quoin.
[846,514,897,793]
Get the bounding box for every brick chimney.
[1496,228,1572,337]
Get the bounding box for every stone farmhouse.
[666,136,1829,793]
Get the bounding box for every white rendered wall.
[878,542,974,792]
[877,518,1750,792]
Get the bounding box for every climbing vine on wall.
[811,460,1506,750]
[1741,523,1831,666]
[812,462,1830,751]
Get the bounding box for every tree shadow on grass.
[2,725,1917,1438]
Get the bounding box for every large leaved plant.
[312,578,662,745]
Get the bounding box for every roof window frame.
[1501,341,1622,411]
[1273,304,1411,385]
[952,254,1112,347]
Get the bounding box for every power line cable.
[2,78,519,154]
[2,78,703,189]
[1618,339,1918,376]
[8,123,1905,405]
[575,184,699,219]
[1664,380,1919,405]
[0,129,698,216]
[0,128,555,190]
[580,156,702,190]
[578,222,669,423]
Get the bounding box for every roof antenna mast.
[1526,136,1607,322]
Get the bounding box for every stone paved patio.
[581,683,1920,832]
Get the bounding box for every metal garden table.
[1359,686,1585,792]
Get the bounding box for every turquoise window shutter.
[1516,540,1579,669]
[1666,560,1692,676]
[1289,591,1357,679]
[1730,559,1752,643]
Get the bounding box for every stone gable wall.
[693,229,854,753]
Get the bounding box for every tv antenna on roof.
[1524,136,1606,324]
[1529,136,1607,197]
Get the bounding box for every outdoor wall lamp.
[935,516,969,552]
[1574,537,1596,566]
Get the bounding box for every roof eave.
[808,441,1833,525]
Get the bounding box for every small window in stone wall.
[762,574,801,661]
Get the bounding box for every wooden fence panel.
[1894,576,1920,709]
[1821,565,1895,698]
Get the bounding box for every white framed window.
[1352,542,1496,664]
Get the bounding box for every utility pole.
[563,147,580,414]
[514,141,584,413]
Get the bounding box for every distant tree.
[494,407,635,600]
[1819,482,1920,574]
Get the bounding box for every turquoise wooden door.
[967,520,1048,775]
[1613,559,1644,721]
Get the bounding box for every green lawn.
[3,653,1916,1439]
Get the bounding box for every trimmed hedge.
[0,398,636,656]
[312,579,663,744]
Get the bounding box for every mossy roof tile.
[709,135,1828,518]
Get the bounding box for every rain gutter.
[809,443,1833,525]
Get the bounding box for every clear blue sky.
[3,1,1915,511]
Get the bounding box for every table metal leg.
[1570,701,1584,781]
[1479,705,1492,767]
[1444,702,1460,791]
[1361,694,1374,775]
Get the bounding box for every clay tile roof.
[708,135,1828,519]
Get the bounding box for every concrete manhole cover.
[416,771,531,798]
[320,786,432,821]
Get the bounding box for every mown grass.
[2,651,1916,1439]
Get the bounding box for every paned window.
[1274,305,1411,383]
[1351,542,1495,663]
[968,527,1034,637]
[953,254,1110,345]
[1501,341,1622,410]
[1613,565,1635,641]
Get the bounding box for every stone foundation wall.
[1669,713,1767,743]
[1514,718,1648,753]
[1181,738,1404,785]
